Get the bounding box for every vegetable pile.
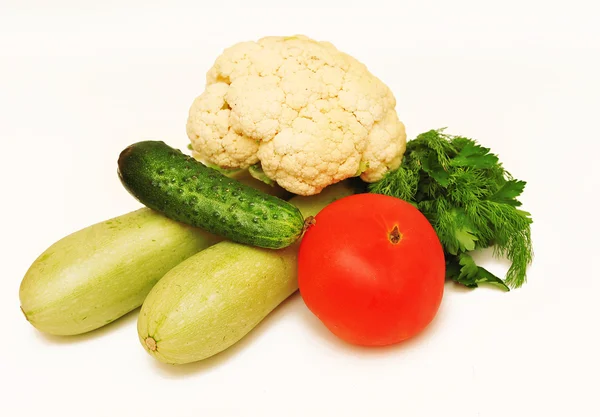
[18,35,533,366]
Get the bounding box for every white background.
[1,1,599,416]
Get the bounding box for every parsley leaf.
[454,228,478,252]
[488,180,526,207]
[451,141,499,169]
[446,253,510,291]
[422,152,451,187]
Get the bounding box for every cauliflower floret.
[187,35,406,195]
[360,111,407,182]
[186,83,259,168]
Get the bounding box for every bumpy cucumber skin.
[137,182,356,364]
[118,141,304,249]
[19,208,220,336]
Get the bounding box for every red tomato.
[298,193,445,346]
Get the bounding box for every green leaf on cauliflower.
[354,161,371,177]
[202,162,243,177]
[248,163,275,187]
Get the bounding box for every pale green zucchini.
[137,182,357,364]
[19,208,220,336]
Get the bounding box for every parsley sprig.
[370,129,533,290]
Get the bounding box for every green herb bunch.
[370,129,533,290]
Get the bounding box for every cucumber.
[137,182,356,364]
[118,141,305,249]
[19,208,220,336]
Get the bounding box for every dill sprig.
[369,129,533,290]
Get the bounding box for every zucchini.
[118,141,305,249]
[137,182,356,364]
[19,208,220,336]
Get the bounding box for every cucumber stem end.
[303,216,316,233]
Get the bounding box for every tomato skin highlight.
[298,193,445,346]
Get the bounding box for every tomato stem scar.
[389,225,402,244]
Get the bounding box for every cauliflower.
[186,35,406,195]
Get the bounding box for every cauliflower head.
[186,35,406,195]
